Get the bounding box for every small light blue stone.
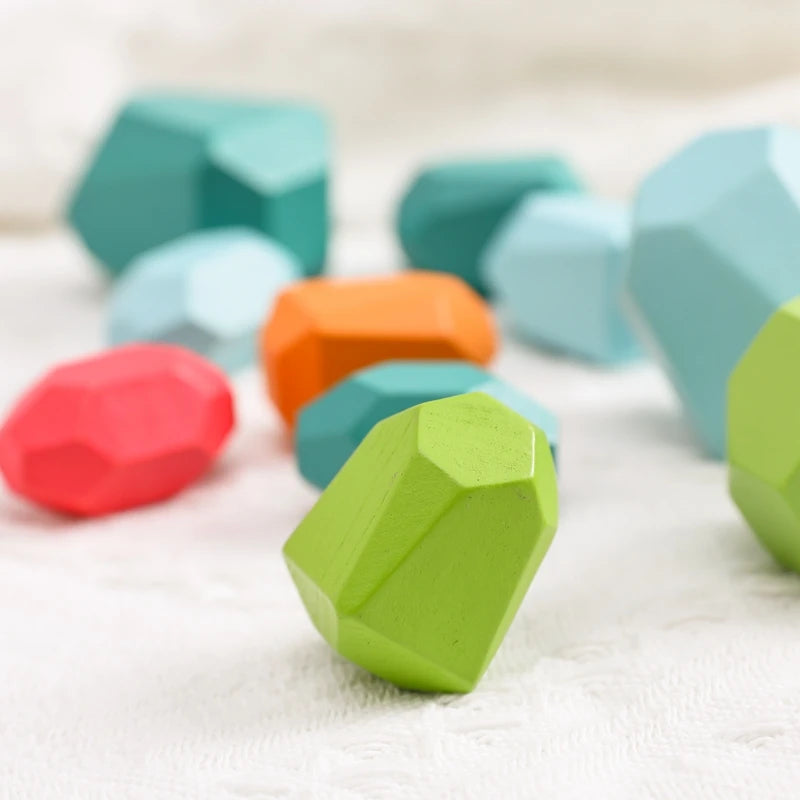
[627,126,800,458]
[482,194,641,365]
[109,228,301,373]
[296,359,559,489]
[396,156,583,294]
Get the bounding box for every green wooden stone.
[728,296,800,572]
[283,392,559,693]
[396,156,583,294]
[67,93,329,277]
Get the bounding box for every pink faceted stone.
[0,344,235,516]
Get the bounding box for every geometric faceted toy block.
[0,344,234,517]
[628,126,800,457]
[296,359,559,489]
[109,228,300,373]
[261,272,497,427]
[284,392,558,692]
[728,296,800,572]
[483,195,642,365]
[67,92,329,277]
[397,155,583,294]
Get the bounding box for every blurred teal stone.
[109,228,300,373]
[627,126,800,458]
[68,93,329,277]
[296,360,559,489]
[482,194,641,365]
[396,156,583,294]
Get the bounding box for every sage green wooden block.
[67,93,329,277]
[284,392,559,693]
[729,296,800,572]
[396,155,583,294]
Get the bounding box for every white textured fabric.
[2,229,800,799]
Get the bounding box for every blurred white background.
[4,0,800,231]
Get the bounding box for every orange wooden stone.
[261,272,497,426]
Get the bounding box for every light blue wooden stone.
[396,156,583,294]
[627,126,800,458]
[109,228,301,373]
[295,359,559,489]
[68,93,329,277]
[482,194,641,364]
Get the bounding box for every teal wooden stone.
[68,93,329,277]
[396,156,583,294]
[295,359,559,489]
[627,126,800,458]
[482,195,641,364]
[109,228,301,373]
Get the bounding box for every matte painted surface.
[296,359,559,489]
[109,228,300,373]
[397,156,582,294]
[284,392,558,693]
[68,93,329,276]
[261,272,497,427]
[628,126,800,457]
[0,344,234,516]
[483,194,640,364]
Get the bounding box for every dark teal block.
[295,359,559,489]
[67,93,330,278]
[293,381,381,490]
[396,156,583,294]
[204,108,329,275]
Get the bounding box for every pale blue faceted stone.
[295,359,559,489]
[109,228,301,372]
[627,126,800,458]
[482,194,641,365]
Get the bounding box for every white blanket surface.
[2,229,799,799]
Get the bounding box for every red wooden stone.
[0,344,235,516]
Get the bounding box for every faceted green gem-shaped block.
[628,126,800,458]
[295,359,559,489]
[483,194,641,364]
[284,392,559,693]
[109,228,300,373]
[728,296,800,572]
[67,93,329,277]
[396,156,583,294]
